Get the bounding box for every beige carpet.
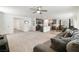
[7,31,60,52]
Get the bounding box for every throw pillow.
[50,38,68,52]
[62,29,73,38]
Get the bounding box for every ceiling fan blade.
[30,6,47,14]
[41,10,47,12]
[40,12,42,14]
[33,11,36,13]
[30,8,37,11]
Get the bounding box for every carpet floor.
[7,31,60,52]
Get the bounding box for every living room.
[0,6,79,52]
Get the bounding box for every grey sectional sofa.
[33,29,79,52]
[0,35,9,52]
[33,32,67,52]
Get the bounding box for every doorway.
[13,17,24,33]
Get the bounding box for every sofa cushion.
[73,30,79,35]
[0,35,7,46]
[66,39,79,52]
[33,40,56,52]
[73,34,79,39]
[0,35,4,39]
[50,37,72,52]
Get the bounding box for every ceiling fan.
[30,6,47,14]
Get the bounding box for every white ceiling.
[0,6,78,17]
